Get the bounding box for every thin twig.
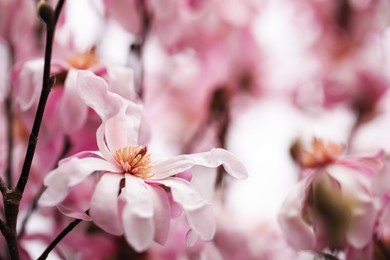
[0,2,66,259]
[37,217,83,260]
[16,0,65,195]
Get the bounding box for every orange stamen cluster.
[68,47,99,70]
[113,146,154,178]
[299,138,345,168]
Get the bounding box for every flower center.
[113,146,153,178]
[68,47,99,70]
[299,138,344,168]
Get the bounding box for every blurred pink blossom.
[279,138,387,253]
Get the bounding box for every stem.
[0,2,66,259]
[15,27,55,195]
[0,218,19,260]
[15,0,66,194]
[37,218,83,260]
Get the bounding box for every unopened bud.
[37,1,54,27]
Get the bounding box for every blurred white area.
[253,0,319,93]
[226,96,355,225]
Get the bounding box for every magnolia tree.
[1,0,390,259]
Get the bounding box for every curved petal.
[371,160,390,197]
[155,178,216,241]
[106,65,137,101]
[278,181,316,250]
[14,59,43,111]
[77,70,143,150]
[96,123,114,163]
[0,38,10,101]
[76,70,122,121]
[39,157,120,207]
[107,99,143,151]
[57,203,92,221]
[186,229,198,247]
[328,165,379,249]
[90,173,124,235]
[58,69,88,133]
[145,185,171,245]
[104,108,138,153]
[120,174,154,252]
[151,148,248,180]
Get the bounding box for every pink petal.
[14,59,43,111]
[76,70,123,121]
[39,157,120,207]
[186,229,198,247]
[145,185,171,245]
[278,181,316,250]
[328,165,379,249]
[58,69,88,133]
[106,65,137,101]
[76,70,143,151]
[120,174,154,252]
[104,107,139,153]
[57,203,92,221]
[105,0,141,34]
[151,148,248,180]
[96,123,114,163]
[90,173,124,235]
[155,178,216,241]
[0,38,10,101]
[371,160,390,197]
[346,195,378,249]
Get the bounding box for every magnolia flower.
[279,138,386,253]
[39,71,248,252]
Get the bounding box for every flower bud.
[37,1,54,27]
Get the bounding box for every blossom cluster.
[1,0,390,259]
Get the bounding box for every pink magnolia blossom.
[279,138,386,253]
[39,71,248,252]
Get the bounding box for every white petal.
[90,173,124,235]
[14,59,43,111]
[151,148,248,180]
[76,70,122,121]
[39,157,120,206]
[278,181,316,250]
[145,185,170,245]
[58,69,88,133]
[155,178,216,240]
[57,203,91,221]
[120,174,154,252]
[328,165,379,249]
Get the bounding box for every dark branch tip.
[37,1,55,27]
